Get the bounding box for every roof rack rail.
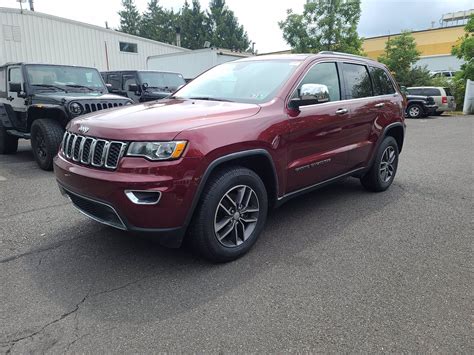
[318,51,371,60]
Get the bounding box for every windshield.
[25,65,106,92]
[173,60,302,104]
[138,72,185,89]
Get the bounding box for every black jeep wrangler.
[101,70,185,103]
[0,63,133,170]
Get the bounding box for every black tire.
[0,123,19,154]
[30,119,64,171]
[407,104,423,119]
[360,136,399,192]
[189,166,268,262]
[433,111,443,116]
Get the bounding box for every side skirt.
[275,167,366,207]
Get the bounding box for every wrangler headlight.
[126,141,187,161]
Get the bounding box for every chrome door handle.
[374,103,385,108]
[335,108,348,115]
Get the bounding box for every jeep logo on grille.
[78,125,89,134]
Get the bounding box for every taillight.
[442,96,447,104]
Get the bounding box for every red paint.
[54,53,405,240]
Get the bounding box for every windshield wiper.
[187,96,234,102]
[32,84,67,92]
[65,84,100,92]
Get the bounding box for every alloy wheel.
[214,184,260,247]
[34,130,47,160]
[379,146,396,183]
[409,106,420,118]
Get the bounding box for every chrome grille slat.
[61,132,126,170]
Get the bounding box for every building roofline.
[0,7,190,52]
[147,47,252,61]
[364,24,465,41]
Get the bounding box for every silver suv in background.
[407,87,456,115]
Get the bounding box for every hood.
[68,99,261,140]
[32,91,129,104]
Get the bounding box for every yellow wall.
[363,26,465,60]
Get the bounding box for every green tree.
[378,31,431,86]
[279,0,363,54]
[139,0,177,44]
[118,0,141,36]
[207,0,251,51]
[451,14,474,108]
[179,0,210,49]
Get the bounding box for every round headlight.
[69,102,83,115]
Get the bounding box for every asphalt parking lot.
[1,115,472,353]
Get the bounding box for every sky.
[0,0,472,53]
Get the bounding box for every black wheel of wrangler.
[189,166,268,262]
[30,119,64,171]
[360,136,399,192]
[0,123,18,154]
[407,104,423,119]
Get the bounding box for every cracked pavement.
[1,115,472,352]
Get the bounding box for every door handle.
[374,103,385,108]
[335,108,348,115]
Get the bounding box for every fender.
[182,148,279,230]
[0,103,15,128]
[365,121,405,171]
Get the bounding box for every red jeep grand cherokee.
[54,52,405,262]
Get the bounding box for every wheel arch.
[27,107,68,131]
[384,123,405,153]
[183,149,279,229]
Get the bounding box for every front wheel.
[30,119,64,171]
[189,167,268,262]
[407,104,423,119]
[360,136,399,192]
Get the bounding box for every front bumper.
[54,153,201,247]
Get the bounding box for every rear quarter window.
[444,87,453,96]
[369,67,395,95]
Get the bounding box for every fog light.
[125,190,161,205]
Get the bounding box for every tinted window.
[343,63,372,99]
[107,74,121,90]
[119,42,137,53]
[370,67,395,95]
[407,88,421,95]
[444,87,453,96]
[294,62,340,102]
[423,88,441,96]
[138,72,186,89]
[122,74,137,90]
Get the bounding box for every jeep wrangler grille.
[84,102,125,113]
[61,132,127,170]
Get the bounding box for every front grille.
[64,188,126,230]
[84,102,125,114]
[62,132,127,170]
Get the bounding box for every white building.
[0,7,188,70]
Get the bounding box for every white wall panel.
[0,7,187,70]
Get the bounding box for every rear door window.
[369,67,395,95]
[423,88,441,96]
[342,63,373,99]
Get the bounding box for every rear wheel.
[360,136,399,192]
[0,123,18,154]
[30,119,64,171]
[407,104,423,119]
[189,166,268,262]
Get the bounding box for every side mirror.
[128,84,139,92]
[105,83,113,92]
[289,83,330,110]
[9,82,22,93]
